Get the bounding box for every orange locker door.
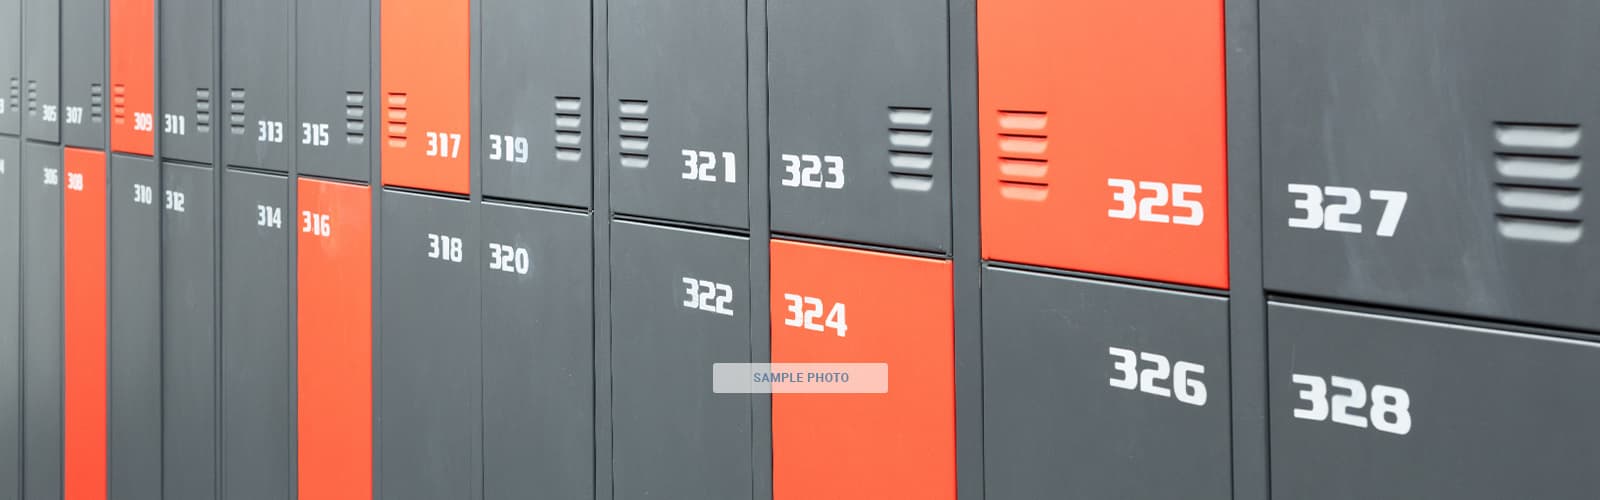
[978,0,1228,288]
[108,0,154,155]
[380,0,470,194]
[296,178,372,500]
[63,147,107,500]
[770,240,954,500]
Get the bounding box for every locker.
[61,0,106,149]
[161,162,216,500]
[607,0,747,228]
[297,177,372,500]
[222,0,291,172]
[220,169,289,499]
[378,190,481,500]
[481,203,592,500]
[159,0,216,164]
[380,0,470,194]
[296,0,370,182]
[0,137,15,500]
[108,154,160,500]
[768,0,950,252]
[109,0,155,155]
[1261,1,1600,331]
[481,0,590,207]
[978,0,1229,288]
[981,267,1231,499]
[610,221,751,499]
[20,142,61,500]
[0,0,17,135]
[769,240,954,500]
[63,147,107,500]
[21,0,58,142]
[1269,302,1600,499]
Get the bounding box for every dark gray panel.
[221,0,290,172]
[1261,1,1600,331]
[610,221,751,499]
[161,162,216,500]
[379,190,482,500]
[295,0,369,181]
[108,153,160,500]
[1269,302,1600,499]
[767,0,950,253]
[21,0,59,142]
[20,142,61,500]
[0,0,18,135]
[60,0,104,149]
[481,203,593,500]
[0,137,20,500]
[481,0,590,207]
[220,169,289,500]
[982,267,1231,500]
[607,0,747,228]
[159,0,215,164]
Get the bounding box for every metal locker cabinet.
[0,137,16,500]
[0,0,18,135]
[60,0,105,149]
[981,268,1231,499]
[978,0,1228,288]
[380,0,470,194]
[109,0,155,155]
[296,177,372,500]
[481,0,590,207]
[20,0,58,142]
[220,169,290,500]
[63,147,107,500]
[161,162,216,500]
[108,154,160,500]
[159,0,216,164]
[768,0,950,252]
[1261,1,1600,331]
[296,0,369,182]
[1269,302,1600,499]
[378,190,482,500]
[20,142,62,500]
[769,240,954,500]
[610,221,752,499]
[480,203,593,500]
[221,0,290,173]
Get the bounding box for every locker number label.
[42,104,58,123]
[1108,347,1206,406]
[682,278,735,316]
[65,106,84,125]
[488,134,529,164]
[258,120,286,143]
[134,112,155,131]
[66,172,84,192]
[1292,374,1411,435]
[1108,179,1203,226]
[779,154,844,189]
[0,159,5,174]
[42,167,58,186]
[164,113,187,136]
[301,123,331,146]
[164,190,186,212]
[0,98,5,114]
[257,205,283,229]
[682,150,737,183]
[781,294,848,338]
[426,132,462,158]
[301,211,331,237]
[428,233,464,263]
[1286,184,1409,237]
[487,243,530,275]
[132,184,154,205]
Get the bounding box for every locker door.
[0,137,16,500]
[769,240,954,500]
[982,268,1230,499]
[481,0,590,207]
[1270,303,1600,499]
[1262,1,1600,331]
[768,0,950,252]
[109,0,155,155]
[63,147,107,500]
[296,177,372,500]
[481,203,592,500]
[61,0,105,149]
[296,0,369,182]
[108,154,159,500]
[379,190,481,500]
[21,0,58,142]
[0,0,17,135]
[159,0,215,164]
[380,0,470,194]
[221,169,289,499]
[20,143,61,500]
[611,221,751,499]
[608,0,747,228]
[222,0,290,172]
[161,162,216,500]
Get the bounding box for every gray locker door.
[220,169,289,500]
[21,0,58,142]
[160,0,215,164]
[481,203,592,500]
[60,0,104,149]
[161,162,216,500]
[108,153,160,500]
[0,0,18,135]
[295,0,368,182]
[221,0,290,172]
[768,0,950,253]
[608,0,747,228]
[20,142,61,500]
[1269,302,1600,499]
[481,0,590,207]
[0,137,19,500]
[379,190,482,500]
[610,221,751,499]
[982,268,1231,499]
[1261,1,1600,332]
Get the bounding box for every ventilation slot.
[887,107,936,192]
[89,84,103,123]
[26,80,36,116]
[195,88,212,133]
[228,88,247,135]
[555,96,583,162]
[112,84,127,125]
[994,110,1050,201]
[7,78,17,113]
[345,91,366,145]
[1492,122,1583,243]
[386,92,409,148]
[617,99,649,168]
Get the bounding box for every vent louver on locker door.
[345,91,366,145]
[195,88,212,133]
[888,106,936,192]
[7,78,17,113]
[1492,122,1584,243]
[385,92,408,148]
[617,99,649,169]
[554,96,583,163]
[229,88,247,135]
[89,84,103,123]
[26,80,36,116]
[994,110,1050,202]
[112,84,127,126]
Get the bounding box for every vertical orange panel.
[109,0,154,155]
[380,0,471,194]
[770,240,955,500]
[979,0,1229,288]
[297,178,372,500]
[63,147,107,500]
